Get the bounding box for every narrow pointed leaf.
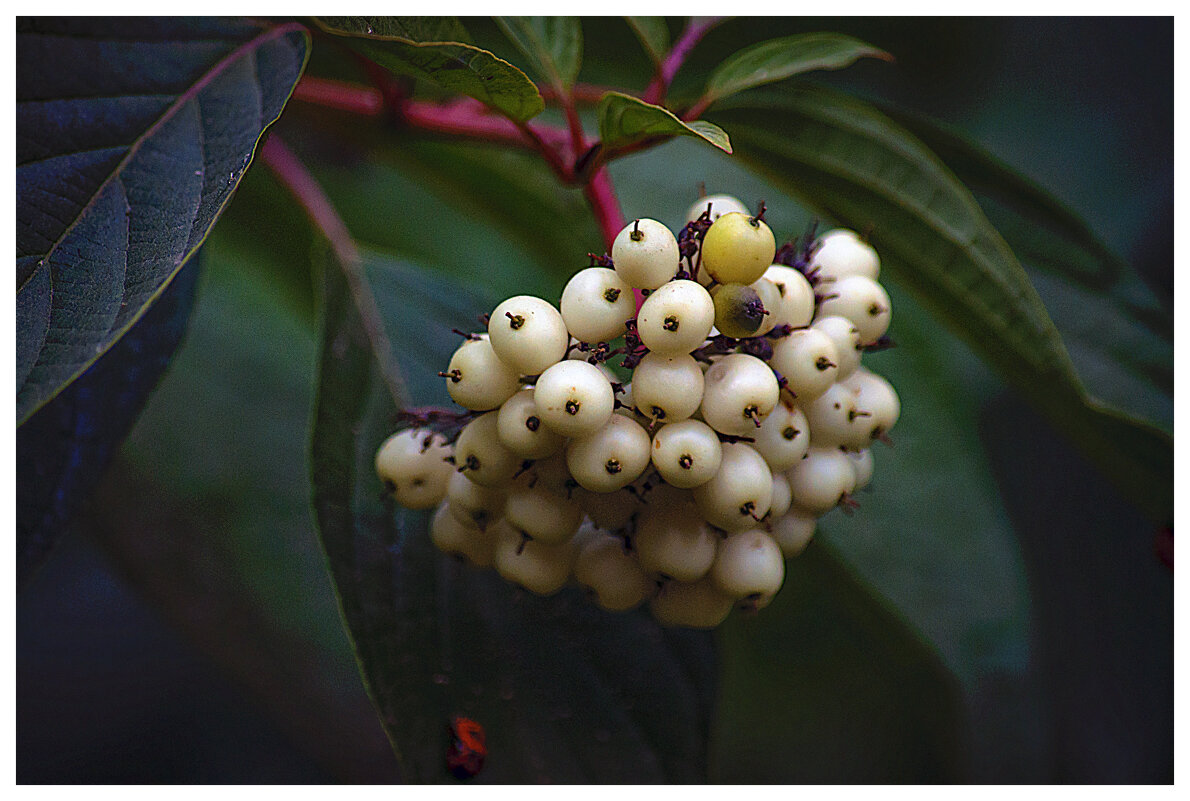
[598,91,731,153]
[495,17,582,90]
[15,18,309,424]
[708,87,1171,523]
[704,33,891,105]
[625,17,670,67]
[314,17,544,122]
[311,248,715,782]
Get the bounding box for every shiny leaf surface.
[598,91,731,153]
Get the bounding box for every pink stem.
[643,17,723,105]
[261,136,408,407]
[583,167,627,252]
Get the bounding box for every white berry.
[375,428,454,510]
[566,413,651,493]
[632,352,704,423]
[497,388,565,458]
[488,295,569,375]
[534,359,614,438]
[636,279,715,355]
[692,441,773,532]
[649,418,722,489]
[812,229,880,282]
[817,275,891,344]
[560,267,635,344]
[611,219,680,290]
[700,353,780,436]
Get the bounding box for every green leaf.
[15,18,310,424]
[624,17,670,67]
[712,544,965,782]
[704,33,891,105]
[598,91,731,153]
[495,17,582,91]
[316,16,470,43]
[708,87,1171,523]
[877,105,1160,301]
[314,17,544,122]
[311,250,716,782]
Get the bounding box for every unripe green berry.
[710,282,767,339]
[700,212,776,286]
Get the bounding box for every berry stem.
[260,135,408,408]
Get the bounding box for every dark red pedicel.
[446,716,486,779]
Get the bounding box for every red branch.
[643,17,723,105]
[584,167,627,251]
[260,136,408,407]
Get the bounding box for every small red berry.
[446,716,486,779]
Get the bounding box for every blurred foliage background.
[17,17,1171,782]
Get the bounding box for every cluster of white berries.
[374,194,900,628]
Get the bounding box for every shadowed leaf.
[310,249,716,782]
[15,17,309,424]
[17,259,199,586]
[709,86,1171,523]
[495,17,582,90]
[625,17,670,67]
